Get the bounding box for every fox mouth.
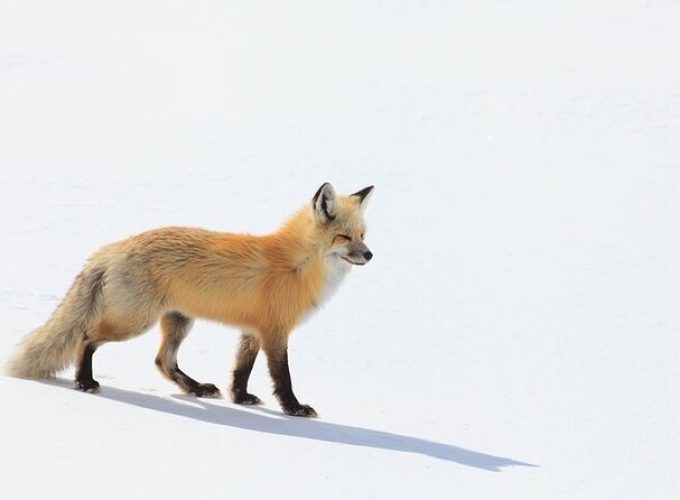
[342,257,367,266]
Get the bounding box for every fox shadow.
[41,378,535,472]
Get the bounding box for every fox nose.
[363,251,373,261]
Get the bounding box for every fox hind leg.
[231,332,261,405]
[75,341,100,393]
[155,312,220,398]
[75,315,157,393]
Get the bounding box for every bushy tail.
[6,267,105,379]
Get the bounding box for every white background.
[1,1,678,498]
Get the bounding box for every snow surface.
[1,1,679,498]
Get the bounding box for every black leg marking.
[265,342,317,417]
[231,334,261,405]
[156,311,221,398]
[75,342,100,393]
[170,364,221,398]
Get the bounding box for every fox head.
[312,182,374,266]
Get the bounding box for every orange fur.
[6,184,374,395]
[6,184,374,415]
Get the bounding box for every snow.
[1,1,679,498]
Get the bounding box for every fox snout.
[344,243,373,266]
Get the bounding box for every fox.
[6,182,373,417]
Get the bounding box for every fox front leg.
[263,338,317,417]
[231,332,262,405]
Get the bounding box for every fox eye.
[360,232,365,240]
[335,234,351,242]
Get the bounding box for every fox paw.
[232,392,262,405]
[284,404,318,418]
[75,379,100,394]
[190,383,221,398]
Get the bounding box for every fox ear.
[312,182,337,222]
[351,185,374,212]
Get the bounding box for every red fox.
[7,183,374,417]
